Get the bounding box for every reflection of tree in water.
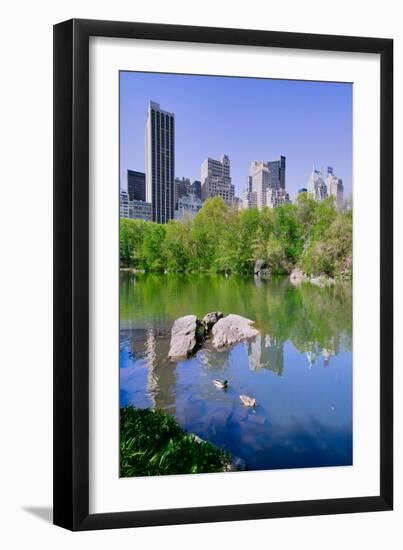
[121,273,352,361]
[247,334,284,376]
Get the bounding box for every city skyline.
[120,71,352,201]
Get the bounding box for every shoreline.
[119,267,351,284]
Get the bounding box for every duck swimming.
[213,379,228,389]
[239,394,256,407]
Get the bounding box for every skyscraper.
[325,166,344,209]
[201,154,234,204]
[174,177,192,207]
[307,165,327,201]
[191,180,202,201]
[127,170,146,202]
[145,101,175,223]
[267,156,286,190]
[249,156,289,209]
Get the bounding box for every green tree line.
[120,194,352,278]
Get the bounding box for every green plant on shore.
[120,194,352,278]
[120,406,232,477]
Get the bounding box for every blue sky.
[120,72,352,200]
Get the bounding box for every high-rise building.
[241,189,257,209]
[120,189,152,221]
[307,165,327,201]
[174,177,192,207]
[120,189,129,218]
[249,156,289,209]
[250,161,272,209]
[129,200,152,221]
[201,154,235,205]
[145,101,175,223]
[127,170,146,202]
[267,156,286,190]
[325,166,344,209]
[191,180,202,201]
[266,188,291,208]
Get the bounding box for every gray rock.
[254,259,268,275]
[168,315,200,360]
[202,311,223,334]
[212,314,259,349]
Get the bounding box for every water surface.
[120,272,352,471]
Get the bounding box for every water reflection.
[120,273,352,470]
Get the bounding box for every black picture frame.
[53,18,393,531]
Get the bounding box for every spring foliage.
[120,407,231,477]
[120,194,352,278]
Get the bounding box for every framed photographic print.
[53,19,393,530]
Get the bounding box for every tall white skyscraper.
[145,101,175,223]
[325,166,344,209]
[201,154,235,204]
[307,165,327,201]
[249,157,289,209]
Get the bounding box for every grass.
[120,406,232,477]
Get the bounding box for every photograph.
[119,71,353,477]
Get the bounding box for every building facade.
[120,190,130,218]
[267,156,286,190]
[191,180,202,200]
[127,170,146,202]
[174,177,192,207]
[325,166,344,209]
[249,156,289,209]
[145,101,175,223]
[307,165,328,201]
[266,188,291,208]
[120,190,152,221]
[201,154,235,205]
[129,200,152,221]
[174,193,203,220]
[241,189,257,209]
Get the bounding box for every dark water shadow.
[22,506,53,524]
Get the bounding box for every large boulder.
[211,314,259,349]
[254,259,271,278]
[168,315,200,360]
[254,259,268,275]
[202,311,223,334]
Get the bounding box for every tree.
[120,218,147,267]
[140,223,167,270]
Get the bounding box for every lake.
[120,272,352,471]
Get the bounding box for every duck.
[213,379,228,389]
[239,394,256,407]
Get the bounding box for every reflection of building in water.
[322,347,336,366]
[305,338,339,368]
[305,343,322,369]
[129,324,177,414]
[247,334,284,376]
[145,325,158,402]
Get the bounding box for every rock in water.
[202,311,223,334]
[211,314,259,349]
[254,259,271,278]
[254,259,268,275]
[168,315,200,360]
[290,268,306,285]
